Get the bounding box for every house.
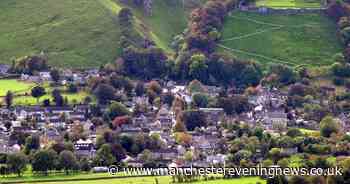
[204,85,221,97]
[45,128,62,141]
[199,108,223,125]
[0,64,10,75]
[0,143,20,154]
[46,106,74,114]
[69,112,86,122]
[152,148,178,161]
[132,96,149,106]
[74,139,96,158]
[121,127,142,136]
[264,111,288,131]
[126,159,143,168]
[11,121,23,131]
[192,134,220,153]
[133,115,148,127]
[40,128,62,145]
[206,154,226,165]
[39,72,51,81]
[156,106,174,128]
[281,147,298,156]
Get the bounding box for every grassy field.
[219,11,342,67]
[0,0,190,68]
[5,175,265,184]
[128,0,189,52]
[12,91,90,106]
[0,79,91,105]
[299,128,320,136]
[0,79,34,96]
[33,177,265,184]
[0,0,122,68]
[256,0,322,8]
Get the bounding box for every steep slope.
[0,0,191,68]
[126,0,189,52]
[0,0,122,68]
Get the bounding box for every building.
[74,139,96,158]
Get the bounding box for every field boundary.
[217,44,300,66]
[221,26,283,42]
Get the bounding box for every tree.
[174,114,187,132]
[67,83,78,93]
[5,91,13,108]
[32,150,57,175]
[189,53,208,81]
[79,157,91,172]
[182,110,207,131]
[58,150,78,175]
[147,81,162,95]
[219,95,250,115]
[269,148,282,163]
[43,99,50,107]
[95,144,116,166]
[31,86,46,103]
[24,135,40,154]
[135,82,146,96]
[52,89,64,106]
[331,62,350,77]
[286,128,302,138]
[94,84,115,105]
[162,92,174,107]
[107,101,130,119]
[122,47,168,79]
[289,176,311,184]
[320,116,340,137]
[118,7,133,26]
[6,153,27,177]
[192,93,209,108]
[4,121,12,131]
[341,26,350,45]
[239,64,262,87]
[269,64,297,85]
[188,80,205,94]
[50,69,60,83]
[232,150,252,164]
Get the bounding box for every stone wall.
[240,7,326,15]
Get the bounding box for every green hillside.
[219,11,342,67]
[0,0,189,68]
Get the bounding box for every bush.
[333,77,345,86]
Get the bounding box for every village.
[0,61,348,173]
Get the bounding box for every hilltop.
[0,0,190,68]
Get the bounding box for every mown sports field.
[218,11,342,67]
[0,79,34,96]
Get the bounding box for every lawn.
[256,0,322,8]
[299,128,320,136]
[36,177,264,184]
[7,175,265,184]
[12,91,90,106]
[0,79,34,96]
[219,11,342,67]
[0,79,91,105]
